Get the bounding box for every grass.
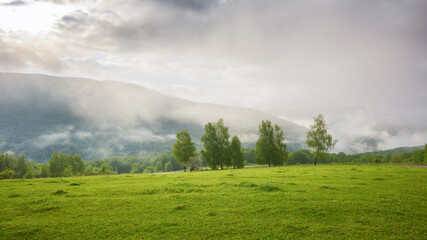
[0,165,426,239]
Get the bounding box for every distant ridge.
[360,145,424,156]
[0,72,307,162]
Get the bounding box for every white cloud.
[34,127,73,148]
[0,1,80,34]
[74,131,93,139]
[1,0,426,152]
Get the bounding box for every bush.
[24,170,34,179]
[99,162,112,175]
[84,165,96,175]
[130,166,139,174]
[144,166,155,173]
[40,164,48,178]
[63,166,73,177]
[165,161,173,172]
[0,167,15,179]
[156,162,164,172]
[186,156,202,172]
[288,150,314,165]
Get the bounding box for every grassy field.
[1,165,426,239]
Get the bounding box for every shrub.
[156,162,164,172]
[99,162,112,175]
[84,165,95,176]
[144,166,155,173]
[63,166,73,177]
[0,167,16,179]
[40,164,48,178]
[165,161,173,172]
[24,170,34,179]
[186,156,202,172]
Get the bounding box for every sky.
[0,0,426,151]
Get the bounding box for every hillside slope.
[0,73,306,161]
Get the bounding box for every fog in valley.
[0,0,426,159]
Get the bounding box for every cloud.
[0,36,67,72]
[1,0,426,152]
[157,0,221,11]
[329,108,427,153]
[34,0,91,4]
[74,131,92,139]
[33,126,74,148]
[1,0,28,6]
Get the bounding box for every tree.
[144,166,155,173]
[155,161,164,172]
[216,120,231,169]
[413,150,424,164]
[138,163,147,173]
[424,144,427,163]
[73,154,85,175]
[273,125,288,166]
[336,152,347,163]
[201,119,231,170]
[306,114,338,165]
[40,164,48,178]
[255,120,287,167]
[173,129,196,171]
[0,167,15,179]
[63,166,73,177]
[230,136,244,169]
[16,155,27,178]
[390,154,401,163]
[243,148,255,164]
[0,153,17,173]
[185,156,202,171]
[165,161,173,172]
[99,162,112,175]
[384,153,392,163]
[201,122,219,170]
[130,164,140,174]
[24,169,34,179]
[84,165,95,176]
[288,149,315,165]
[48,151,65,177]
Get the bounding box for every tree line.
[285,145,426,165]
[172,118,288,170]
[172,114,338,170]
[0,151,187,179]
[0,114,338,178]
[2,114,425,179]
[2,143,425,179]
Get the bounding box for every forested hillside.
[2,144,424,180]
[287,145,426,165]
[0,73,306,162]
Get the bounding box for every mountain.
[0,72,307,162]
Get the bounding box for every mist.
[0,0,426,155]
[0,72,307,161]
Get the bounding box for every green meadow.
[1,165,426,239]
